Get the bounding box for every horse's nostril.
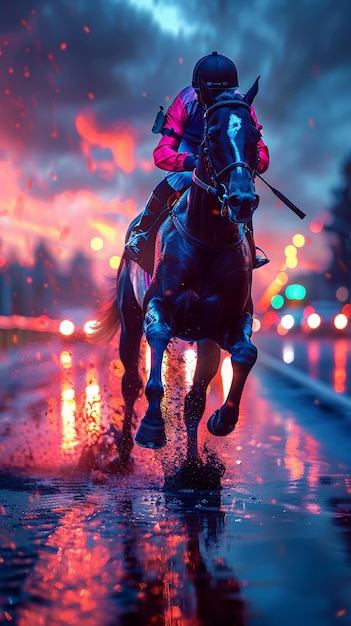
[228,193,256,208]
[228,194,241,207]
[227,192,258,223]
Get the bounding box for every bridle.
[192,99,258,215]
[171,98,259,251]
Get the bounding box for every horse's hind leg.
[118,325,143,463]
[207,312,257,437]
[117,278,144,464]
[184,340,220,459]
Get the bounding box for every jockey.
[125,51,270,268]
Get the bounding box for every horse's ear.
[243,76,260,106]
[198,74,215,109]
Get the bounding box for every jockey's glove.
[183,154,198,171]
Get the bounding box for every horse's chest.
[170,286,237,340]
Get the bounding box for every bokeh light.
[307,313,321,330]
[83,320,98,335]
[309,217,323,233]
[334,313,348,330]
[284,244,297,257]
[252,317,261,332]
[283,345,295,364]
[271,294,284,309]
[60,351,73,368]
[292,233,305,247]
[281,314,295,330]
[275,272,289,286]
[286,256,298,269]
[285,284,306,300]
[336,286,348,302]
[109,255,121,269]
[90,237,104,251]
[59,319,75,336]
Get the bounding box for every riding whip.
[255,172,306,219]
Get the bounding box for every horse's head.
[198,77,261,223]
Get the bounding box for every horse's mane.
[214,90,244,103]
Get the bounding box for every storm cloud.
[0,0,350,277]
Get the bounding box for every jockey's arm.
[250,105,270,174]
[153,92,196,172]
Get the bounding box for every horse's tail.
[89,257,125,344]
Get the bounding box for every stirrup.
[254,246,270,269]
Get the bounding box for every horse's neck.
[185,175,241,247]
[186,184,213,234]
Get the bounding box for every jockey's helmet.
[192,51,239,92]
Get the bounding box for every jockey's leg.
[246,219,270,269]
[125,178,174,262]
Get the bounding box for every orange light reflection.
[284,419,322,492]
[307,339,320,380]
[221,356,232,402]
[61,385,79,454]
[85,368,102,445]
[333,340,347,394]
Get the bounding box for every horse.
[92,76,261,469]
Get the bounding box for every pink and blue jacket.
[153,85,269,174]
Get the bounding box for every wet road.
[0,333,351,625]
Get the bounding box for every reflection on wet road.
[0,334,351,625]
[256,333,351,396]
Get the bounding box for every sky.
[0,0,350,296]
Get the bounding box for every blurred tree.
[325,152,351,294]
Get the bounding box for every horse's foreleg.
[184,340,220,459]
[134,303,171,449]
[207,313,257,437]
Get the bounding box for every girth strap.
[170,210,244,252]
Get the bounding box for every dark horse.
[93,77,261,465]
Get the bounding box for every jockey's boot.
[245,223,270,269]
[125,179,174,262]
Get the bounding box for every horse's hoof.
[207,411,235,437]
[134,420,167,449]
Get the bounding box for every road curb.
[258,350,351,416]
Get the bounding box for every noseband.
[193,99,257,213]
